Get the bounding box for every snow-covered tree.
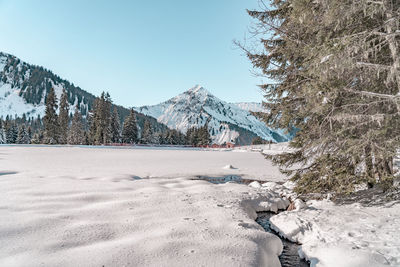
[43,88,59,144]
[122,108,138,144]
[185,125,210,146]
[89,92,113,145]
[58,88,69,144]
[198,123,211,146]
[4,119,17,144]
[0,120,6,144]
[140,119,153,144]
[110,107,121,143]
[30,131,44,144]
[244,0,400,194]
[16,124,30,144]
[68,106,85,145]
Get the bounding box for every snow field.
[0,145,288,267]
[0,145,288,182]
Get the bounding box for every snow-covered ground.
[0,145,288,267]
[270,198,400,267]
[1,145,399,267]
[0,145,287,181]
[258,147,400,267]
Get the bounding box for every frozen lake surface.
[0,145,285,267]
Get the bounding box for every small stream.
[256,212,309,267]
[195,175,309,266]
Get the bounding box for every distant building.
[226,142,235,148]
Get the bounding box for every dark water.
[256,212,309,267]
[192,175,244,184]
[192,175,260,185]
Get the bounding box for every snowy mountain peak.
[182,85,213,101]
[187,85,209,95]
[136,86,291,145]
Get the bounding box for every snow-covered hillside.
[0,52,168,133]
[233,102,265,113]
[136,85,290,144]
[0,52,89,119]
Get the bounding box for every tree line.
[0,88,212,147]
[186,124,211,146]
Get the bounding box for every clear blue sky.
[0,0,265,107]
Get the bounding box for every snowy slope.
[0,82,45,118]
[0,52,88,118]
[136,85,290,144]
[0,54,45,118]
[233,102,265,113]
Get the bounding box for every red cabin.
[225,142,235,148]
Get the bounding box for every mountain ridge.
[136,85,290,145]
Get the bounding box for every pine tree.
[68,106,85,145]
[94,94,105,145]
[27,126,32,141]
[110,107,121,143]
[5,120,17,144]
[102,92,112,144]
[30,130,44,144]
[122,108,138,144]
[185,127,193,145]
[152,131,161,144]
[141,120,153,144]
[43,87,59,144]
[199,124,211,146]
[166,129,177,145]
[58,88,69,144]
[186,126,198,146]
[88,108,96,145]
[16,124,30,144]
[177,130,186,145]
[244,0,400,194]
[90,92,113,145]
[185,125,210,146]
[0,120,6,144]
